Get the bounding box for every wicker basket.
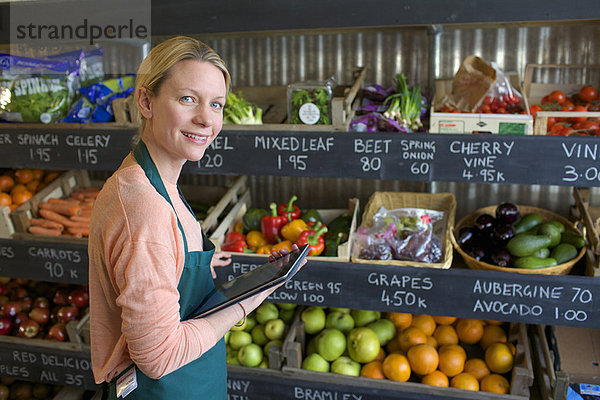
[452,205,586,275]
[351,192,456,269]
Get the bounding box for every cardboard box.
[553,326,600,385]
[430,75,533,135]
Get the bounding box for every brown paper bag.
[451,56,497,111]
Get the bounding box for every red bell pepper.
[278,195,301,221]
[295,225,328,256]
[261,203,288,244]
[221,239,248,253]
[225,231,245,244]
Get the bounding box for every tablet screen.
[189,244,309,319]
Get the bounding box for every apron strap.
[132,141,189,254]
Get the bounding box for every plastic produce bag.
[0,53,76,123]
[47,48,104,89]
[472,61,525,113]
[352,206,445,263]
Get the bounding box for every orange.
[451,372,480,391]
[382,353,411,382]
[433,325,459,346]
[11,189,32,206]
[407,344,439,376]
[25,179,40,193]
[480,373,510,394]
[480,324,507,350]
[456,318,484,345]
[10,184,27,196]
[360,361,385,380]
[410,314,436,336]
[421,370,449,387]
[485,319,503,325]
[485,343,514,374]
[43,171,60,184]
[426,335,438,349]
[0,175,14,192]
[374,348,386,362]
[397,326,427,353]
[438,344,466,377]
[9,204,18,212]
[0,193,11,207]
[31,169,44,181]
[14,169,33,184]
[386,312,412,331]
[464,358,490,381]
[386,337,403,354]
[507,342,517,355]
[433,315,457,325]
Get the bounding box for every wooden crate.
[52,387,88,400]
[66,312,90,349]
[10,170,91,243]
[430,75,533,135]
[522,64,600,135]
[282,318,533,399]
[0,205,14,239]
[572,187,600,277]
[210,198,360,263]
[351,192,456,269]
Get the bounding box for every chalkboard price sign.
[0,239,88,285]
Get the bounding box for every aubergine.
[474,213,496,234]
[496,202,520,224]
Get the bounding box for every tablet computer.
[189,244,310,319]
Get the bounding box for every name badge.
[116,367,137,398]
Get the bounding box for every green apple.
[264,339,283,356]
[326,311,355,333]
[351,309,381,327]
[237,343,264,367]
[331,356,361,376]
[347,327,381,363]
[279,308,296,325]
[250,324,269,346]
[255,302,279,324]
[226,350,240,365]
[367,318,396,346]
[258,358,269,368]
[329,307,351,314]
[301,353,330,373]
[306,337,317,355]
[264,318,286,340]
[301,306,326,335]
[243,316,257,332]
[229,330,252,350]
[224,330,231,345]
[276,302,297,311]
[316,328,346,361]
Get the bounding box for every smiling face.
[139,59,227,176]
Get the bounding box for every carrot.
[69,215,90,224]
[66,226,89,237]
[39,201,81,217]
[28,226,62,236]
[48,197,80,206]
[29,218,64,231]
[39,209,78,227]
[62,231,83,238]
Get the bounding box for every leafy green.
[289,88,330,125]
[224,91,262,125]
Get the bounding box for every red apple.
[0,318,12,335]
[47,323,67,342]
[56,306,79,323]
[20,297,32,313]
[52,289,68,306]
[68,289,89,308]
[14,312,28,329]
[28,307,50,325]
[33,297,50,309]
[17,319,39,338]
[9,286,27,300]
[2,301,21,317]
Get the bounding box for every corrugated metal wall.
[151,21,600,218]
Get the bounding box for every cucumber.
[546,220,565,233]
[514,256,558,269]
[513,213,543,234]
[560,231,586,248]
[536,222,561,248]
[506,234,552,257]
[530,247,550,258]
[551,243,578,264]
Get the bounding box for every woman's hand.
[210,251,232,278]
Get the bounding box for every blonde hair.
[133,36,230,143]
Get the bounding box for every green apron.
[105,140,226,399]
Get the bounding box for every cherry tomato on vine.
[581,120,600,135]
[579,85,598,103]
[503,93,520,105]
[529,104,542,117]
[549,90,567,104]
[560,102,575,111]
[571,105,588,124]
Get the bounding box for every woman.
[88,36,300,399]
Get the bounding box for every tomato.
[529,104,542,117]
[480,104,491,113]
[546,116,558,130]
[483,96,494,105]
[541,95,551,105]
[548,90,567,104]
[579,85,598,103]
[581,120,600,135]
[560,102,575,111]
[561,126,576,136]
[496,107,507,114]
[503,93,520,105]
[571,105,588,123]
